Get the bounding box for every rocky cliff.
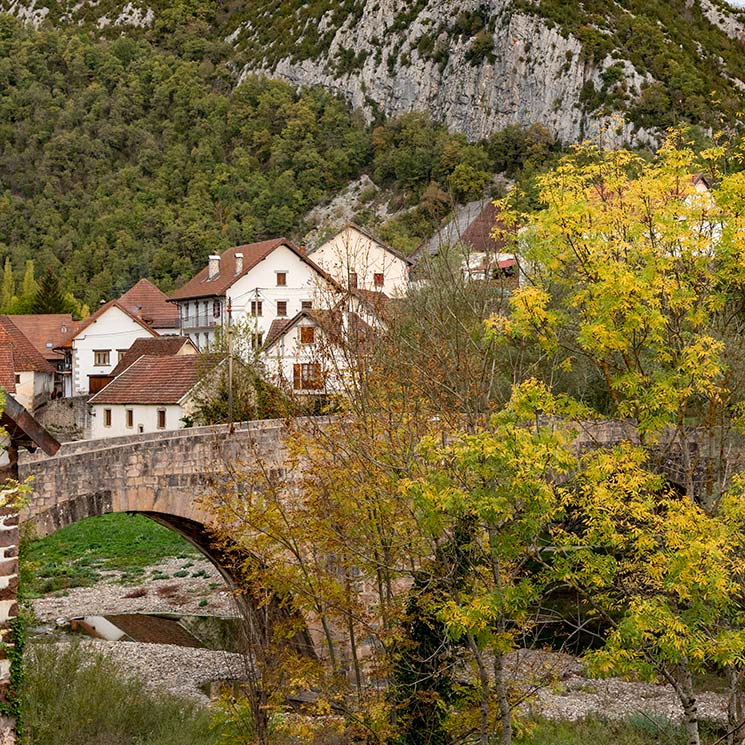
[2,0,745,144]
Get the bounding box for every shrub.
[22,642,219,745]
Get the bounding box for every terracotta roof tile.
[170,239,291,301]
[459,201,508,254]
[119,279,179,329]
[0,326,16,392]
[265,318,294,348]
[89,355,202,405]
[110,336,196,377]
[0,316,56,374]
[169,238,341,302]
[6,314,77,361]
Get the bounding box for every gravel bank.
[29,561,730,722]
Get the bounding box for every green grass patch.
[24,513,201,596]
[23,642,221,745]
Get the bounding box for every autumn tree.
[493,133,745,744]
[497,134,745,511]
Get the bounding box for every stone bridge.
[19,415,733,552]
[19,418,298,576]
[15,414,739,660]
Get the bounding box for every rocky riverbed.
[29,557,731,722]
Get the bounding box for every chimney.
[208,255,220,280]
[299,244,306,256]
[235,252,244,275]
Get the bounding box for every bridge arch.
[19,420,317,657]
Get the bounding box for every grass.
[22,642,221,745]
[23,513,201,596]
[515,715,725,744]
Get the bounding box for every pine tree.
[21,260,37,300]
[1,257,15,312]
[32,269,69,314]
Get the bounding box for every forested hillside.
[0,12,569,308]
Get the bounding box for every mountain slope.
[2,0,745,143]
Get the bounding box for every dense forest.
[0,11,564,310]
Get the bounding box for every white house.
[0,316,56,411]
[58,300,159,397]
[168,238,341,352]
[262,308,374,396]
[88,354,201,439]
[307,224,412,298]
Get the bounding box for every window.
[157,409,166,429]
[181,303,190,321]
[300,326,315,344]
[293,363,323,390]
[301,300,312,311]
[250,300,263,316]
[374,272,384,288]
[276,301,288,317]
[251,332,264,349]
[103,408,112,427]
[117,349,127,361]
[213,299,222,318]
[276,271,287,286]
[348,271,358,289]
[14,374,20,385]
[94,350,111,366]
[126,408,133,428]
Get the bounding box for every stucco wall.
[310,227,409,298]
[90,402,186,439]
[72,306,157,395]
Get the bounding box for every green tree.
[1,257,15,312]
[31,269,70,314]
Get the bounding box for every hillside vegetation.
[0,13,567,306]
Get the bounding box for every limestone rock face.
[237,0,652,144]
[3,0,745,145]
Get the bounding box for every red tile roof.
[169,238,340,301]
[110,336,196,377]
[0,326,16,392]
[460,201,508,254]
[59,300,158,348]
[88,355,202,405]
[119,279,179,329]
[0,316,56,375]
[6,314,77,361]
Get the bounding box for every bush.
[22,642,220,745]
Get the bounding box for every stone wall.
[33,396,91,442]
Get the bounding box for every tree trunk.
[727,666,745,745]
[467,636,490,745]
[675,667,701,745]
[494,651,512,745]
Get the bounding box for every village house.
[0,317,56,411]
[88,354,202,438]
[307,224,412,298]
[58,300,158,397]
[6,314,78,397]
[168,238,340,352]
[413,200,518,288]
[262,307,374,396]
